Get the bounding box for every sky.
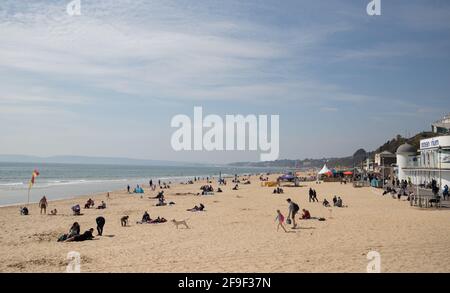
[0,0,449,164]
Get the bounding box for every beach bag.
[286,218,292,225]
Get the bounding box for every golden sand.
[0,174,449,272]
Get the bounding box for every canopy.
[279,174,295,181]
[318,164,332,175]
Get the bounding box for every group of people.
[136,211,167,224]
[273,187,284,194]
[57,216,106,242]
[308,188,319,202]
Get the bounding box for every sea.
[0,162,282,206]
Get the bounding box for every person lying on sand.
[323,199,331,207]
[187,203,205,212]
[65,228,95,242]
[275,210,287,232]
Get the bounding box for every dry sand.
[0,174,449,272]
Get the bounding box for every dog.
[120,216,129,227]
[171,219,190,229]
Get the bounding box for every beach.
[0,174,449,273]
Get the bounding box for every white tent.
[318,164,332,175]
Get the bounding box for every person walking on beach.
[96,216,106,236]
[39,196,48,214]
[312,189,318,202]
[275,210,287,232]
[127,185,131,193]
[308,188,313,202]
[286,198,299,229]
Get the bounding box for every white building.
[397,136,450,188]
[431,114,450,134]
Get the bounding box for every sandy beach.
[0,174,449,273]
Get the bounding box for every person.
[72,204,81,216]
[309,188,313,202]
[58,222,80,242]
[286,198,299,229]
[96,216,105,236]
[85,198,94,209]
[312,190,318,202]
[187,203,205,212]
[443,185,449,200]
[66,228,94,242]
[50,209,57,215]
[217,187,223,193]
[336,197,345,208]
[127,185,131,193]
[20,206,29,215]
[332,196,338,206]
[232,184,239,190]
[142,211,151,223]
[39,196,48,214]
[275,210,287,232]
[323,199,330,207]
[106,192,110,200]
[301,209,311,220]
[97,201,106,209]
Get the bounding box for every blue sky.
[0,0,449,163]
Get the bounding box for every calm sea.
[0,162,281,206]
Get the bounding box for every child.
[275,210,287,232]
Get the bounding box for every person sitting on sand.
[187,203,205,212]
[217,187,223,193]
[141,211,151,223]
[323,199,331,207]
[301,209,311,220]
[50,209,57,215]
[39,196,48,214]
[84,198,94,209]
[232,184,239,190]
[156,196,167,206]
[20,206,29,216]
[58,222,80,242]
[72,204,81,216]
[275,210,287,232]
[97,201,106,209]
[65,228,95,242]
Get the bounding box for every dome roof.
[396,143,416,154]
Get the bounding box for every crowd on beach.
[17,172,354,243]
